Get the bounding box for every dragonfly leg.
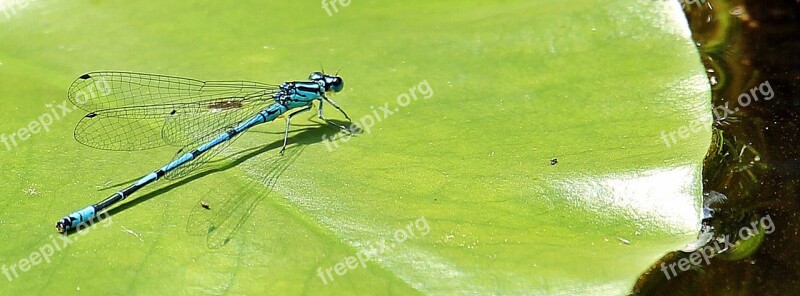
[318,96,352,132]
[281,105,312,154]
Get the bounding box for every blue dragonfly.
[55,71,350,233]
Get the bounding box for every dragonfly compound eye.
[329,77,344,92]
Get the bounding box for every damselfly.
[55,71,351,233]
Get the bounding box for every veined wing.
[74,95,275,151]
[68,72,280,151]
[68,71,279,112]
[163,123,244,181]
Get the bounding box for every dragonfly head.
[310,72,344,93]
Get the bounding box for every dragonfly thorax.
[274,72,345,109]
[275,82,322,108]
[309,72,344,93]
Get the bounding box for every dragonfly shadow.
[101,122,346,227]
[186,143,305,248]
[95,119,352,191]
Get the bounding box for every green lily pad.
[0,0,711,294]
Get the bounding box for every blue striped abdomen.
[258,104,289,123]
[155,104,287,176]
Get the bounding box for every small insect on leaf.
[550,158,558,166]
[200,201,211,210]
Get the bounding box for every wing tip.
[79,73,92,80]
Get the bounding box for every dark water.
[633,0,800,295]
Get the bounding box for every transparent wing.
[164,124,246,181]
[160,98,268,147]
[70,72,278,151]
[74,95,274,151]
[68,71,278,112]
